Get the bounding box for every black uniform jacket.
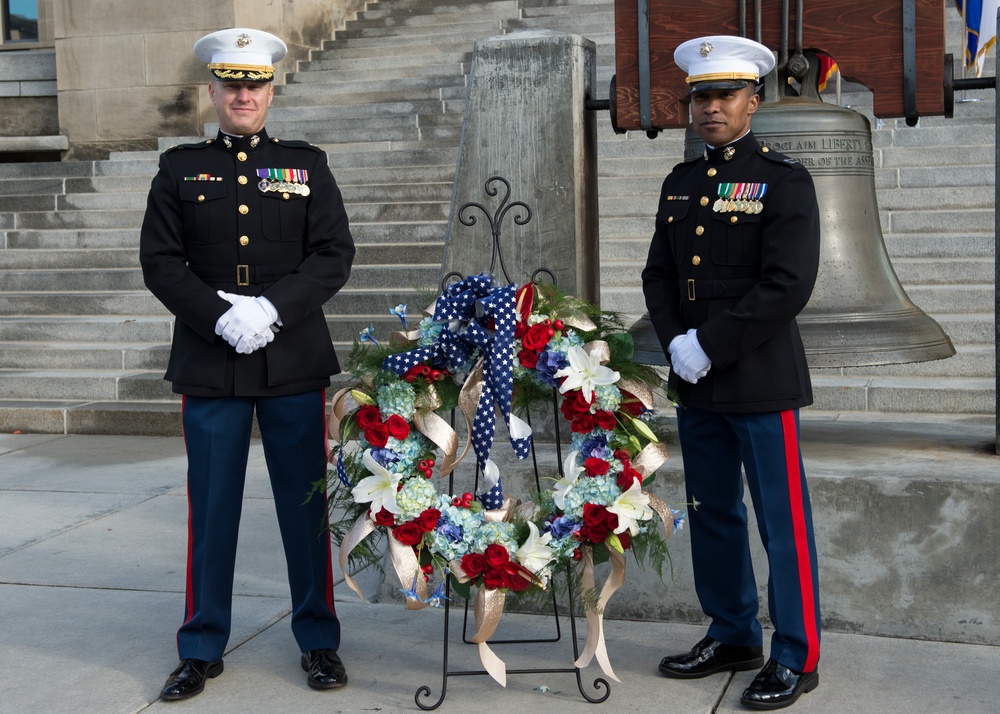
[641,131,820,413]
[139,129,356,396]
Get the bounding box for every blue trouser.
[177,390,341,662]
[677,406,821,673]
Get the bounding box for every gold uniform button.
[762,146,770,152]
[707,167,718,177]
[700,196,709,206]
[667,216,674,223]
[692,255,701,266]
[695,225,705,236]
[282,192,290,200]
[197,194,205,202]
[237,151,248,162]
[239,204,249,215]
[238,175,248,185]
[731,215,739,223]
[239,236,249,246]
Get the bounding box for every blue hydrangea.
[534,348,569,387]
[562,474,621,520]
[594,383,623,413]
[545,514,579,540]
[578,434,612,460]
[418,316,445,347]
[427,496,485,561]
[397,478,438,521]
[472,521,518,553]
[377,380,417,421]
[389,430,432,473]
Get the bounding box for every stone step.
[288,62,468,84]
[333,164,457,185]
[299,50,471,73]
[0,248,137,270]
[336,19,503,41]
[0,261,440,293]
[14,209,145,230]
[4,229,140,249]
[0,288,435,318]
[264,111,462,136]
[326,147,457,168]
[267,100,449,121]
[0,194,57,213]
[835,345,995,378]
[0,312,415,347]
[0,342,169,370]
[597,283,994,318]
[0,161,95,180]
[810,375,995,414]
[281,73,467,95]
[309,38,475,61]
[355,0,518,22]
[0,177,65,197]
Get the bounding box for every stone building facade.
[0,0,365,159]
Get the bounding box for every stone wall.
[51,0,367,158]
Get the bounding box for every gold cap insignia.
[700,41,714,57]
[236,33,252,48]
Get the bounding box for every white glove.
[668,329,711,384]
[234,326,274,354]
[215,291,281,348]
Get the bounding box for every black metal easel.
[414,177,611,709]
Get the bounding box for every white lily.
[552,450,584,510]
[607,479,654,535]
[554,345,620,403]
[516,522,555,583]
[351,449,402,515]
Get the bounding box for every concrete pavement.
[1,422,999,713]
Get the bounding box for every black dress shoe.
[658,636,764,679]
[301,648,348,690]
[160,658,224,701]
[741,658,819,710]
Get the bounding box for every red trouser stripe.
[181,395,195,626]
[780,410,820,672]
[320,389,336,611]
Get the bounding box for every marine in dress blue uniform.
[642,36,821,710]
[139,28,355,701]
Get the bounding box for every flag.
[817,53,839,93]
[955,0,1000,76]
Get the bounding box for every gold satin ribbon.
[338,514,376,602]
[583,339,611,364]
[387,535,429,610]
[573,547,625,682]
[633,441,670,479]
[646,492,677,543]
[471,587,508,686]
[618,375,656,412]
[327,386,356,443]
[557,309,597,332]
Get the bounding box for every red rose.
[356,404,381,430]
[617,465,643,491]
[484,543,510,568]
[417,508,441,532]
[483,569,506,590]
[584,457,610,477]
[504,562,532,592]
[571,414,595,433]
[569,389,593,413]
[522,323,552,351]
[364,422,389,448]
[585,523,608,543]
[583,503,607,526]
[514,322,528,340]
[618,531,632,550]
[392,522,423,547]
[372,507,396,527]
[518,349,539,369]
[461,552,487,578]
[604,510,619,531]
[385,413,411,440]
[613,448,632,462]
[619,391,645,417]
[595,411,617,431]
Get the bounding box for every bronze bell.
[630,80,954,368]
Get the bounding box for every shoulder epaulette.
[267,137,324,153]
[165,139,213,154]
[757,144,801,168]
